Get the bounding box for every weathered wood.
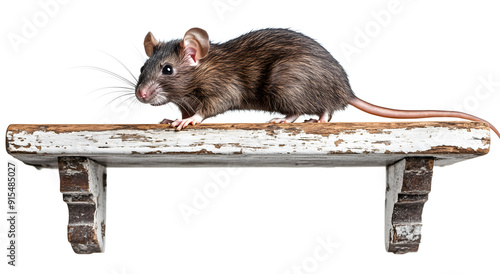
[59,157,106,254]
[5,122,490,168]
[385,158,434,254]
[4,122,492,254]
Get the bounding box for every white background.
[1,0,500,273]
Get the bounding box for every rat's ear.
[144,32,158,57]
[182,28,210,65]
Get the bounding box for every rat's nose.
[136,82,160,103]
[139,88,149,99]
[137,87,150,100]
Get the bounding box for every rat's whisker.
[167,103,177,114]
[133,45,147,62]
[79,66,136,88]
[180,97,198,114]
[104,93,135,109]
[99,51,139,83]
[116,95,137,109]
[176,101,192,116]
[95,90,135,101]
[87,86,135,96]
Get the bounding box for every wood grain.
[6,122,490,168]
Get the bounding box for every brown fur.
[136,28,355,119]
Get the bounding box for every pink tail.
[349,96,500,139]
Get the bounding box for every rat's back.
[198,28,355,115]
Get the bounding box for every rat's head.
[135,28,210,106]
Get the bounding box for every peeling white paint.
[6,123,490,168]
[395,225,422,242]
[7,126,489,155]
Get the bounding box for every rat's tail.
[349,96,500,139]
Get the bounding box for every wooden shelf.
[6,122,490,168]
[5,122,492,254]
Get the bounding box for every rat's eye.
[140,66,145,73]
[162,65,173,75]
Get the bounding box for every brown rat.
[135,28,500,138]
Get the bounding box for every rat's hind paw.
[268,114,300,124]
[304,112,330,123]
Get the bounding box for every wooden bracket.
[385,157,434,254]
[58,157,107,254]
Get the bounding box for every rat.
[135,27,500,138]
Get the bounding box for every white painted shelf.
[5,122,490,168]
[5,122,492,254]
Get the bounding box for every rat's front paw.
[160,118,176,124]
[172,114,204,130]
